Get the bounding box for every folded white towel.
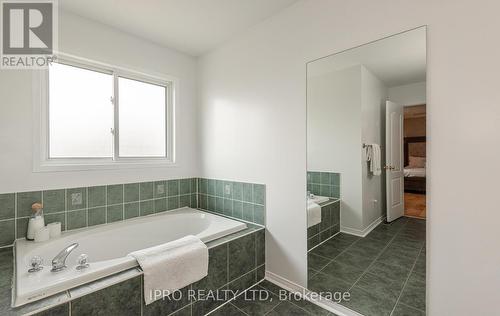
[129,235,208,305]
[307,201,321,228]
[366,144,382,176]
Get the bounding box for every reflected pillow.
[409,156,426,168]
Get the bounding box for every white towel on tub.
[307,201,322,228]
[129,235,208,305]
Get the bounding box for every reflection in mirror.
[306,27,427,315]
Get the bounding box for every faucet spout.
[51,243,78,272]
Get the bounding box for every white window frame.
[33,53,177,172]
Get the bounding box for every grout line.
[104,186,108,223]
[397,302,426,313]
[14,193,17,239]
[308,229,340,252]
[346,220,409,292]
[64,189,67,231]
[0,217,19,223]
[204,267,264,316]
[307,223,338,246]
[229,302,250,316]
[389,238,426,316]
[140,275,144,316]
[86,187,89,227]
[313,220,406,279]
[122,185,125,220]
[198,193,265,207]
[226,242,229,291]
[286,295,319,316]
[264,301,283,315]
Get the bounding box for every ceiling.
[59,0,299,56]
[307,27,426,87]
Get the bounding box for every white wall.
[307,65,386,232]
[307,65,363,231]
[0,11,199,193]
[388,81,426,106]
[361,66,387,229]
[198,0,500,314]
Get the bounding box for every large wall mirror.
[306,27,427,315]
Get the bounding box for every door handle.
[384,166,395,170]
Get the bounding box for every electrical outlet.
[71,193,83,206]
[157,184,165,195]
[224,184,231,195]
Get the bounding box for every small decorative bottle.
[27,203,45,241]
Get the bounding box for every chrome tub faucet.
[51,243,78,272]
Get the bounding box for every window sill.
[33,159,177,172]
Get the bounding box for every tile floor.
[210,280,336,316]
[308,217,426,316]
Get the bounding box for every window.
[49,63,114,158]
[34,55,175,171]
[118,77,166,157]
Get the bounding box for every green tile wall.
[307,200,340,250]
[0,177,266,248]
[196,178,266,226]
[307,171,341,198]
[0,178,198,247]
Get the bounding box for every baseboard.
[340,215,385,237]
[265,271,362,316]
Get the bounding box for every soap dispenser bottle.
[27,203,45,241]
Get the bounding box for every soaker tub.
[12,207,247,307]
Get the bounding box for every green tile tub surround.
[154,180,167,198]
[16,191,42,217]
[88,207,106,226]
[124,202,140,219]
[0,178,198,245]
[71,276,142,315]
[124,183,140,202]
[107,204,124,223]
[66,187,87,211]
[42,189,65,214]
[0,220,15,247]
[0,194,15,220]
[107,184,124,205]
[67,209,87,230]
[307,171,341,199]
[197,178,266,226]
[140,182,154,200]
[168,179,179,196]
[0,227,266,316]
[140,200,155,216]
[307,200,340,250]
[88,186,106,208]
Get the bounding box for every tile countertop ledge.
[318,198,340,207]
[0,224,265,315]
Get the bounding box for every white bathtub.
[12,207,247,307]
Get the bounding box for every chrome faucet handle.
[28,256,43,273]
[51,242,79,272]
[76,254,89,270]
